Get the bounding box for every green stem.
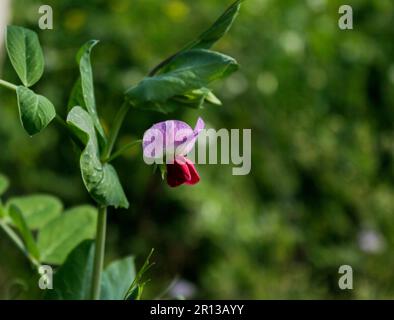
[102,101,131,161]
[91,205,107,300]
[0,79,17,91]
[106,140,142,163]
[0,220,40,269]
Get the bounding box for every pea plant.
[0,0,243,300]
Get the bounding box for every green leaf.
[126,49,237,113]
[67,107,129,208]
[76,40,106,143]
[9,204,40,261]
[150,0,243,76]
[92,165,130,208]
[0,174,9,196]
[37,205,97,265]
[16,86,56,136]
[184,0,244,51]
[45,240,94,300]
[159,48,238,77]
[101,257,136,300]
[6,25,45,87]
[7,194,63,230]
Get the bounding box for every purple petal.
[194,117,205,135]
[143,119,204,159]
[176,117,205,156]
[143,126,165,159]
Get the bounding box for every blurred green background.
[0,0,394,299]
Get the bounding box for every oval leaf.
[101,257,136,300]
[37,205,97,265]
[45,240,95,300]
[7,194,63,230]
[16,86,56,136]
[6,25,44,87]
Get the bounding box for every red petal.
[184,159,200,185]
[166,157,200,187]
[166,158,191,188]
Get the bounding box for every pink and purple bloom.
[143,118,205,187]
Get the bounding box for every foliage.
[0,0,393,300]
[0,174,97,267]
[0,0,242,300]
[6,25,44,87]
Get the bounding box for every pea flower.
[143,118,205,187]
